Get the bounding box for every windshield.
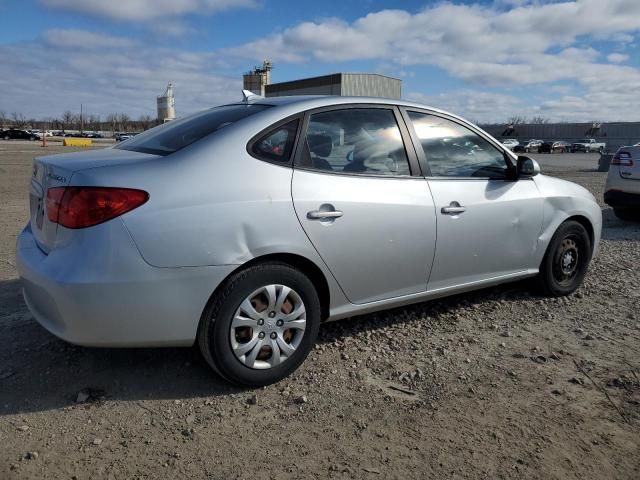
[116,104,271,156]
[578,139,592,143]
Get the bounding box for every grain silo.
[157,82,176,122]
[243,61,272,97]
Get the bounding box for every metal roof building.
[264,73,402,99]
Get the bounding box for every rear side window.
[116,104,271,156]
[251,120,299,163]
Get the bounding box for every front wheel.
[535,220,591,297]
[198,262,321,387]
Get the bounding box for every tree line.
[0,110,160,134]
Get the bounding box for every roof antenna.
[242,89,264,102]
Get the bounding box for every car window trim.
[399,106,517,181]
[246,113,304,167]
[292,103,423,179]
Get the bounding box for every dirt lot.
[0,142,638,479]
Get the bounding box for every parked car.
[604,146,640,221]
[512,143,527,153]
[16,94,602,386]
[32,130,53,139]
[524,139,543,153]
[2,129,36,140]
[572,138,606,153]
[115,133,132,142]
[537,141,554,154]
[501,138,519,150]
[551,141,571,153]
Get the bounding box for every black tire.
[535,220,591,297]
[3,136,9,141]
[613,208,640,222]
[197,262,321,387]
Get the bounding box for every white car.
[525,139,543,152]
[33,131,53,139]
[604,146,640,220]
[502,139,519,150]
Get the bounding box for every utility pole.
[80,103,83,134]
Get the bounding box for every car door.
[401,109,544,292]
[291,105,437,305]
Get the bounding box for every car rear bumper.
[604,189,640,208]
[16,222,236,347]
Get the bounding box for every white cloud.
[406,90,532,124]
[0,36,241,119]
[223,0,640,121]
[44,29,134,48]
[41,0,255,21]
[607,52,629,63]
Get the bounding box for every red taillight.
[46,187,149,229]
[611,151,633,167]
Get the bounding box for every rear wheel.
[198,262,321,387]
[535,220,591,297]
[613,208,640,222]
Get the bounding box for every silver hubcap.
[230,285,306,370]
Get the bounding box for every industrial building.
[157,82,176,122]
[243,61,402,99]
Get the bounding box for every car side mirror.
[516,156,540,178]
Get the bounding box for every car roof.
[223,95,463,121]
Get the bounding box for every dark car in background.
[2,129,37,141]
[538,141,554,153]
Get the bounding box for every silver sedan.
[17,94,602,386]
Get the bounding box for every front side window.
[116,104,271,156]
[298,108,411,176]
[407,111,509,178]
[251,120,299,162]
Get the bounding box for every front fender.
[534,175,602,262]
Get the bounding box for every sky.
[0,0,639,123]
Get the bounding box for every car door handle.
[307,210,343,220]
[441,203,467,215]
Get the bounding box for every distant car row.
[0,129,108,140]
[502,138,606,153]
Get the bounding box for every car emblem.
[47,173,67,183]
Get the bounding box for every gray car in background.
[17,94,602,386]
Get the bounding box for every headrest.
[307,134,332,158]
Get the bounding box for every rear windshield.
[115,104,271,156]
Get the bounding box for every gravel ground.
[0,143,638,479]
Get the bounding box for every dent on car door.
[291,106,437,305]
[403,110,544,291]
